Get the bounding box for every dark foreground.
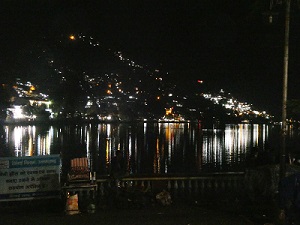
[0,197,282,225]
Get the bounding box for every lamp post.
[280,0,291,180]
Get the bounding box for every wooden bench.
[68,157,91,182]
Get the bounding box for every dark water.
[1,122,300,177]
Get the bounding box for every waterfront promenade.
[0,170,284,225]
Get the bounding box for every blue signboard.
[0,155,61,201]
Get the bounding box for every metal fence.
[96,172,245,200]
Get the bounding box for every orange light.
[165,108,172,115]
[69,35,76,40]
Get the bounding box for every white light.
[13,106,24,119]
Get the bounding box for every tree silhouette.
[0,84,13,121]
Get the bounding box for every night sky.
[1,0,300,117]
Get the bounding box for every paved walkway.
[0,199,281,225]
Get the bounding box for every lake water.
[1,122,299,177]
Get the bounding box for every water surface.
[1,122,296,177]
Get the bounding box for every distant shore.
[1,118,277,127]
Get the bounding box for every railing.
[95,172,245,199]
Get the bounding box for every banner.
[0,155,61,201]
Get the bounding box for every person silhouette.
[109,150,127,185]
[278,172,300,225]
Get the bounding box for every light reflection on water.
[0,122,289,176]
